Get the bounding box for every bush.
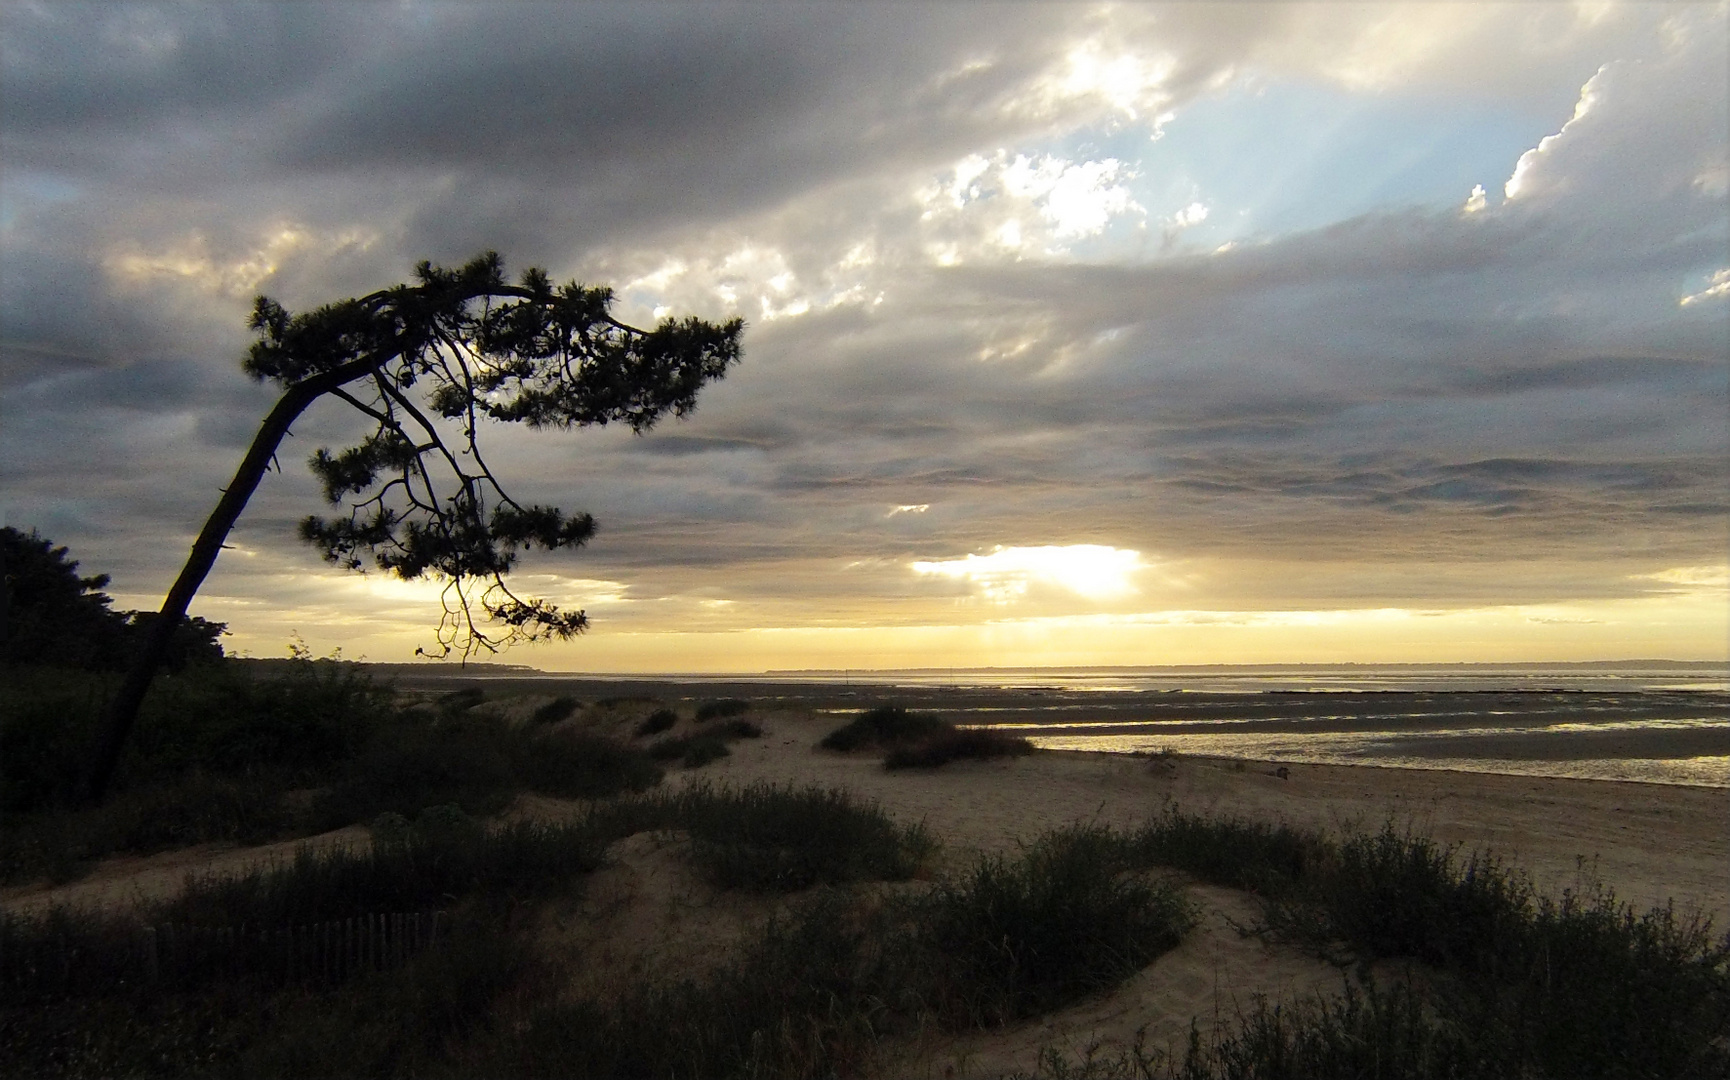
[1122,813,1730,1080]
[646,720,761,769]
[314,715,660,827]
[694,698,750,722]
[511,727,663,801]
[915,826,1192,1024]
[883,726,1035,769]
[1125,807,1328,895]
[437,686,486,713]
[591,782,934,892]
[633,708,678,738]
[529,695,580,725]
[819,704,948,751]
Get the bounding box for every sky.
[2,1,1726,671]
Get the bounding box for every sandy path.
[0,826,371,918]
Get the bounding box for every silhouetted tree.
[0,527,225,671]
[83,253,744,802]
[2,527,129,669]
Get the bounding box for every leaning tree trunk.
[81,355,388,804]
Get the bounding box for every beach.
[6,684,1726,1076]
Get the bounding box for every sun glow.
[911,544,1144,602]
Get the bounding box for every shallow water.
[413,662,1730,788]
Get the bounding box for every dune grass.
[695,698,751,722]
[914,825,1193,1026]
[883,724,1036,769]
[824,703,1036,767]
[466,826,1195,1080]
[528,695,580,725]
[633,707,679,737]
[1024,807,1730,1080]
[0,662,665,886]
[596,780,934,891]
[819,704,948,751]
[5,768,1724,1079]
[645,717,763,768]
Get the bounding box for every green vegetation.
[819,704,948,751]
[823,703,1036,767]
[4,783,1724,1079]
[0,660,660,885]
[914,826,1192,1026]
[612,781,935,891]
[694,697,751,722]
[1017,808,1730,1080]
[633,707,679,737]
[883,725,1036,769]
[529,695,580,724]
[645,718,764,768]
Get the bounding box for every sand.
[5,700,1725,1077]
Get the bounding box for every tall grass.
[819,704,947,751]
[883,725,1035,769]
[468,826,1195,1080]
[644,718,762,769]
[598,781,934,891]
[1104,808,1730,1080]
[308,716,662,828]
[914,826,1193,1026]
[695,698,751,722]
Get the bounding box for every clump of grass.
[529,695,580,725]
[695,698,751,722]
[819,704,948,752]
[313,716,660,826]
[436,686,485,713]
[646,719,762,768]
[1007,982,1475,1080]
[883,726,1035,769]
[479,826,1195,1079]
[167,813,607,929]
[595,695,655,709]
[594,781,934,892]
[1,660,392,883]
[1119,810,1730,1080]
[633,707,678,737]
[481,889,893,1080]
[1125,806,1327,895]
[914,826,1192,1025]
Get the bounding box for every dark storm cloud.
[2,1,1724,645]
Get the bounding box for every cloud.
[2,3,1724,663]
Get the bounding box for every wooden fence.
[0,911,443,998]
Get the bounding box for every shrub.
[510,727,663,800]
[713,718,762,739]
[633,707,678,738]
[819,704,947,752]
[1125,807,1328,895]
[694,698,750,722]
[883,726,1035,769]
[1123,812,1730,1080]
[914,826,1192,1025]
[314,715,659,827]
[529,695,580,725]
[436,686,486,713]
[591,782,934,892]
[646,720,760,768]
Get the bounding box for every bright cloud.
[912,544,1146,603]
[1680,269,1730,306]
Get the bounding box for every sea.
[784,663,1730,788]
[392,661,1730,789]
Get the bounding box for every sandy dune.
[5,700,1724,1077]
